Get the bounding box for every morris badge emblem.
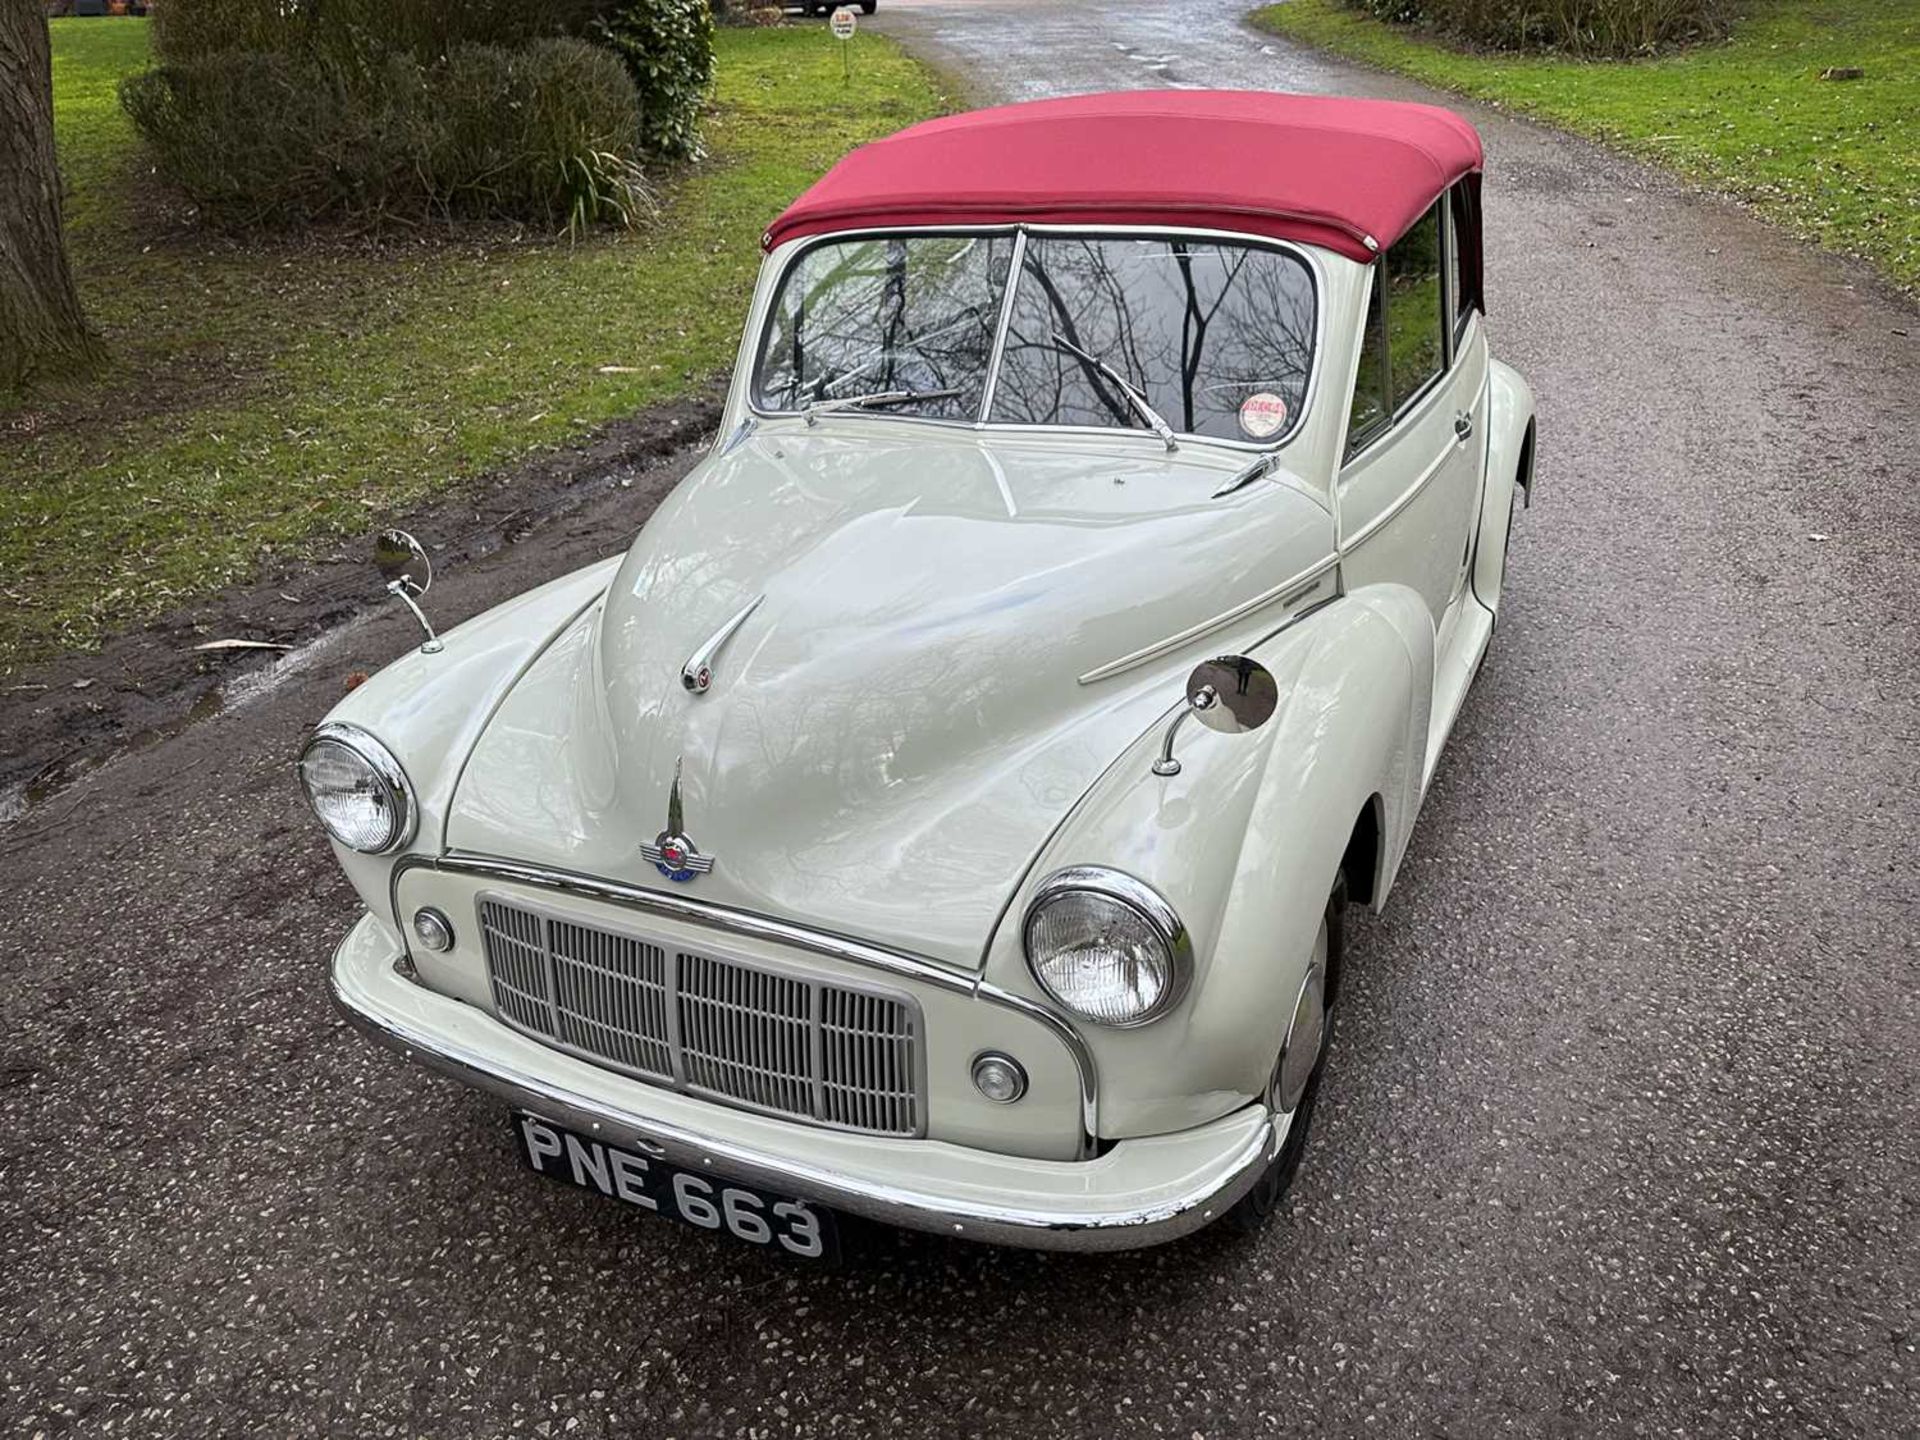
[640,758,714,883]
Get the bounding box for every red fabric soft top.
[765,90,1483,264]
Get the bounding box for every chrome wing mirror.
[1152,655,1278,777]
[374,529,443,654]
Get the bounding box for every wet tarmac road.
[5,2,1918,1435]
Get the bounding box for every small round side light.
[971,1052,1028,1105]
[412,907,455,954]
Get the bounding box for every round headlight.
[1022,867,1190,1028]
[297,723,415,855]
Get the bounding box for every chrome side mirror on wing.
[1152,655,1278,777]
[374,529,443,654]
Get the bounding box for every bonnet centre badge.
[640,758,714,882]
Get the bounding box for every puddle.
[219,620,360,713]
[0,750,107,830]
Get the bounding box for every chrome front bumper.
[331,911,1282,1252]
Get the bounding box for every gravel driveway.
[4,2,1916,1435]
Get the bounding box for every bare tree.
[1,0,103,392]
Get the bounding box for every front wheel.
[1229,875,1345,1232]
[860,1,878,12]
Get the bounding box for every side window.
[1384,200,1444,414]
[1347,270,1389,452]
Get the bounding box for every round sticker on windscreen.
[1239,392,1288,439]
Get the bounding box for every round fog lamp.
[971,1052,1028,1104]
[412,907,455,953]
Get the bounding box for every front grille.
[478,897,922,1137]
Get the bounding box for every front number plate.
[512,1113,839,1263]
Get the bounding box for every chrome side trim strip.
[1336,366,1473,555]
[1338,439,1452,556]
[1076,555,1340,685]
[389,852,1101,1156]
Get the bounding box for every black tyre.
[1229,874,1345,1232]
[860,1,878,12]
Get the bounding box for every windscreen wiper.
[1047,330,1179,453]
[802,388,961,426]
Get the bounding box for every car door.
[1334,195,1484,629]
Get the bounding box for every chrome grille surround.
[389,850,1099,1157]
[477,895,924,1137]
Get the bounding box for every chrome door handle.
[1453,411,1474,443]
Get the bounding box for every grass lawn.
[1,19,944,670]
[1250,1,1919,294]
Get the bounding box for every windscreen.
[752,234,1015,421]
[991,236,1315,443]
[752,231,1316,445]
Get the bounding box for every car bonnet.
[443,427,1335,971]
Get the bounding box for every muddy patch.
[0,384,725,815]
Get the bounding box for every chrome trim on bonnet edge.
[332,951,1278,1250]
[1076,559,1340,685]
[389,851,1102,1157]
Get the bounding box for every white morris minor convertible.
[309,92,1536,1259]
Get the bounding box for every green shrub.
[591,0,717,160]
[149,0,601,69]
[121,38,649,230]
[1343,0,1729,54]
[428,40,652,231]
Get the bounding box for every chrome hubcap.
[1271,918,1329,1114]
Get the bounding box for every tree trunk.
[0,1,104,392]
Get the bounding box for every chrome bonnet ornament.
[681,595,763,695]
[641,758,714,882]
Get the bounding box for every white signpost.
[831,6,856,83]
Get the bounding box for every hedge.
[1342,0,1730,54]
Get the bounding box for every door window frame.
[1447,184,1477,351]
[1343,188,1464,462]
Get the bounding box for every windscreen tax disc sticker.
[1238,391,1288,439]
